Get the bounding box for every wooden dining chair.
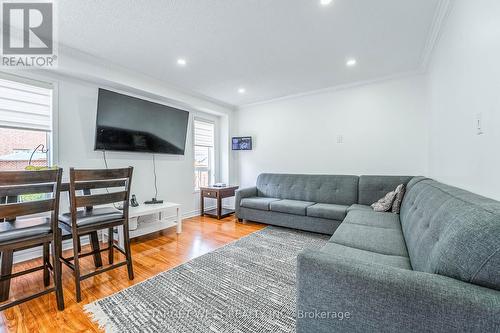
[59,167,134,302]
[0,169,64,311]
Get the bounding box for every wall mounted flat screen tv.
[95,89,190,155]
[232,136,252,150]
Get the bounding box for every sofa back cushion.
[256,173,358,205]
[358,175,414,205]
[400,178,500,290]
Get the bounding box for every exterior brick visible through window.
[0,128,48,171]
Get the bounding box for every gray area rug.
[85,226,329,333]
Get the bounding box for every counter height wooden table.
[200,186,239,220]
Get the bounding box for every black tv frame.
[94,88,190,155]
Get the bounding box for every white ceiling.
[57,0,444,107]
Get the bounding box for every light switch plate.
[476,113,484,135]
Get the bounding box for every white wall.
[235,75,429,187]
[427,0,500,200]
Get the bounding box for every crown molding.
[237,70,424,110]
[419,0,454,72]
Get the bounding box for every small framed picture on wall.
[232,137,252,150]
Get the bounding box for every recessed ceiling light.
[320,0,333,6]
[238,88,246,94]
[177,58,187,66]
[346,58,357,67]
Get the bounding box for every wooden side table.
[200,186,239,219]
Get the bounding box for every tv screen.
[232,137,252,150]
[94,89,190,155]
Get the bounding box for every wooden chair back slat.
[0,170,59,186]
[0,199,55,220]
[72,168,131,182]
[75,191,127,208]
[0,184,55,197]
[73,180,127,191]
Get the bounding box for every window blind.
[194,119,214,147]
[0,77,52,131]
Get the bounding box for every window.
[194,119,215,190]
[0,77,53,171]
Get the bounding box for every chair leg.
[72,235,82,302]
[77,236,82,253]
[89,231,103,268]
[52,232,64,310]
[0,250,13,302]
[108,227,114,265]
[0,197,4,223]
[43,243,50,287]
[122,223,134,280]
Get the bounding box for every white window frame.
[193,117,216,191]
[0,72,57,167]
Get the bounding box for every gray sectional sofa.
[236,173,412,234]
[235,174,500,332]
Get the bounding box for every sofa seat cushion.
[307,203,348,221]
[240,197,280,211]
[270,199,315,216]
[343,210,401,229]
[330,223,408,257]
[347,204,373,213]
[320,242,412,270]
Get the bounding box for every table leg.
[0,250,13,302]
[217,194,222,220]
[200,191,204,216]
[176,207,182,233]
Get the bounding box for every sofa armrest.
[297,249,500,333]
[235,186,257,217]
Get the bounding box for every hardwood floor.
[0,215,266,333]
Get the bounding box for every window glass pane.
[193,118,215,190]
[0,127,48,171]
[195,170,209,188]
[194,145,209,168]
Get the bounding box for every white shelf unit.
[105,202,182,248]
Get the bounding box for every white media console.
[105,202,182,248]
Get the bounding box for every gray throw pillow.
[371,191,397,212]
[392,184,406,214]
